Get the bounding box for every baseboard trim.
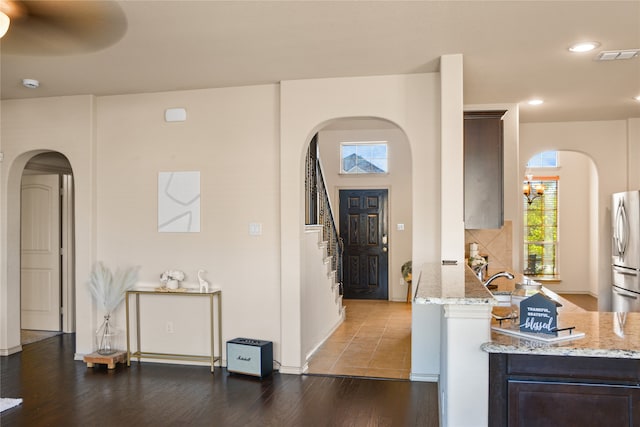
[280,364,306,375]
[0,345,22,356]
[410,373,439,382]
[304,313,346,362]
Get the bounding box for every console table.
[125,288,222,373]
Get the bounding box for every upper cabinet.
[464,110,507,229]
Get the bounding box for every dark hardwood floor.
[1,334,439,426]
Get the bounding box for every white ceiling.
[1,0,639,123]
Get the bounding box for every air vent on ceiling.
[596,49,640,61]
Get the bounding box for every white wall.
[630,118,640,191]
[440,55,464,262]
[0,95,97,355]
[301,226,343,359]
[0,86,283,360]
[95,85,281,359]
[280,73,441,373]
[1,73,441,373]
[411,55,463,382]
[318,125,412,301]
[520,120,631,310]
[589,159,599,296]
[557,152,594,294]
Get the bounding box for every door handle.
[382,247,388,252]
[613,267,638,276]
[382,235,388,244]
[615,199,629,259]
[614,288,638,299]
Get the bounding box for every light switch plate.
[249,222,262,236]
[397,223,405,231]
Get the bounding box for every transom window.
[340,142,388,174]
[527,151,558,168]
[523,177,559,277]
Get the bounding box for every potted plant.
[87,262,140,354]
[402,261,412,302]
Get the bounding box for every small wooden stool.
[83,351,127,370]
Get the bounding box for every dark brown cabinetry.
[489,353,640,426]
[464,110,507,229]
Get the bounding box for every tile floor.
[306,299,411,380]
[558,293,598,311]
[306,293,596,380]
[21,329,62,345]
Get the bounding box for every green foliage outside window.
[523,179,558,276]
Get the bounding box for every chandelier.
[523,174,544,205]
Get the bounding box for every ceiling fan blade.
[1,0,127,55]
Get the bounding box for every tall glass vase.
[96,313,116,355]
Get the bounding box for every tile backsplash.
[465,221,513,271]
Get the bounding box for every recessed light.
[527,99,544,106]
[634,95,640,102]
[568,41,600,53]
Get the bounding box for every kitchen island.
[414,262,640,426]
[485,305,640,426]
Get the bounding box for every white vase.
[167,279,179,289]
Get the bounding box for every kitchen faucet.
[483,271,515,287]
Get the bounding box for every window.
[340,142,388,174]
[527,151,558,168]
[523,177,558,276]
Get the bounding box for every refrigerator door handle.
[613,266,639,276]
[615,290,638,300]
[615,199,629,259]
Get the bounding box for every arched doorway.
[304,117,413,379]
[20,152,76,344]
[2,151,77,352]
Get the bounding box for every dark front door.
[339,189,388,300]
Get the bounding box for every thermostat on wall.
[165,108,187,122]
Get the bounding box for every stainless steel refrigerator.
[612,191,640,312]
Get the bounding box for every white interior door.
[21,174,61,331]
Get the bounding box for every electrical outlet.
[166,321,174,333]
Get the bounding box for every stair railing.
[305,138,343,293]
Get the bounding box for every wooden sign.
[519,293,561,336]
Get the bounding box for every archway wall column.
[630,118,640,191]
[0,95,97,355]
[280,73,441,372]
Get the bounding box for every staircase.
[301,136,345,359]
[304,224,343,312]
[305,135,343,297]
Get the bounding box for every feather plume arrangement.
[88,262,140,313]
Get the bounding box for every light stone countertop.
[413,263,640,358]
[413,262,496,305]
[483,311,640,359]
[483,272,640,358]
